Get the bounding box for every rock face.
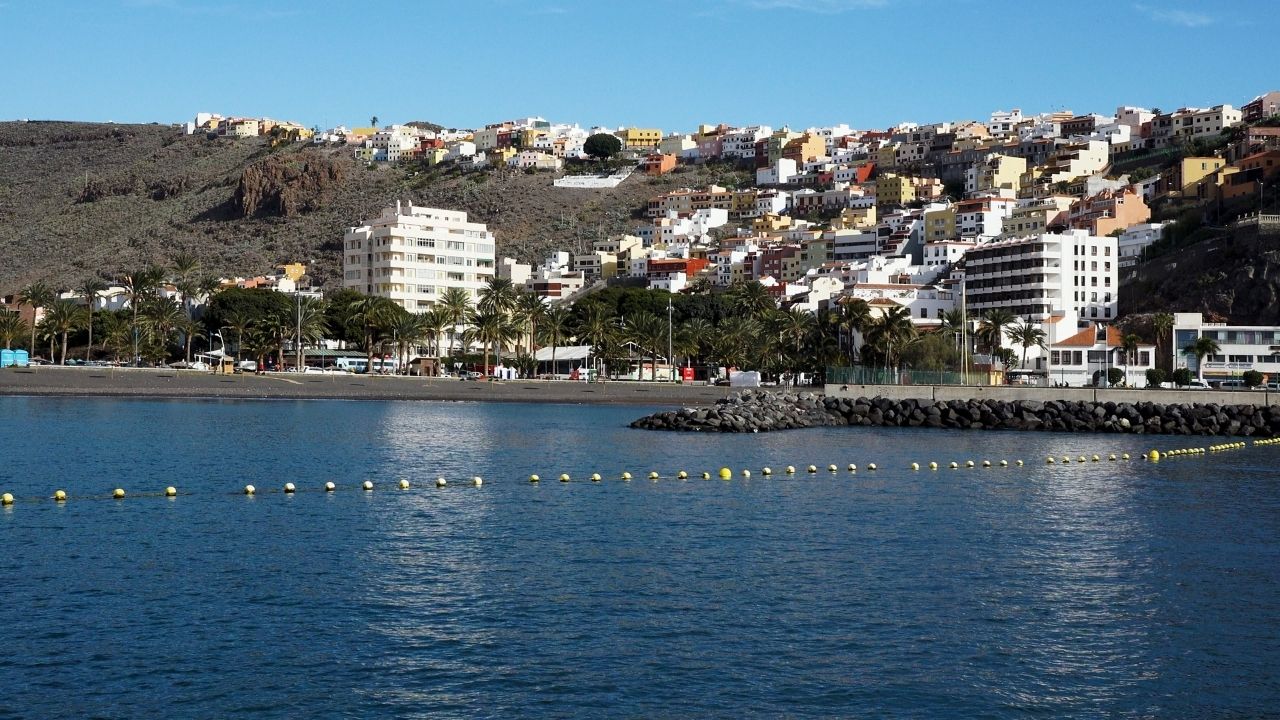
[630,391,1280,437]
[234,152,345,218]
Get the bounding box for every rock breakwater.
[630,390,1280,437]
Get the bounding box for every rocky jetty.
[630,390,1280,437]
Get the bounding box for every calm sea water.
[1,396,1278,718]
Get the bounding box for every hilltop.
[0,121,738,292]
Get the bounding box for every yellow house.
[831,206,877,230]
[1167,156,1226,199]
[487,147,518,165]
[616,127,663,149]
[876,143,900,169]
[423,148,449,166]
[972,154,1027,194]
[923,205,957,242]
[764,130,801,165]
[876,173,916,207]
[752,213,794,233]
[277,263,308,282]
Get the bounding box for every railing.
[828,366,993,387]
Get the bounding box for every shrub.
[1243,370,1265,388]
[1145,368,1167,388]
[1107,367,1125,387]
[1172,368,1193,386]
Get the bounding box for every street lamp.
[295,292,303,373]
[667,296,674,384]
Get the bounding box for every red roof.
[1055,324,1123,348]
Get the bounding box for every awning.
[533,345,593,362]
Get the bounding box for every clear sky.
[2,0,1273,132]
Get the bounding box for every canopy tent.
[533,345,593,378]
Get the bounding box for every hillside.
[0,121,742,293]
[1121,218,1280,324]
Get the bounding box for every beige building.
[343,202,496,311]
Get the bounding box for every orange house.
[641,153,678,175]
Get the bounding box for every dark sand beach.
[0,366,735,406]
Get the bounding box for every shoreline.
[0,367,735,406]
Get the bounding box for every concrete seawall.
[825,384,1280,407]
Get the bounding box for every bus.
[334,357,399,374]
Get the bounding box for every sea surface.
[1,396,1278,718]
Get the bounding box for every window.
[1139,351,1150,365]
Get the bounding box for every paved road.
[0,367,735,406]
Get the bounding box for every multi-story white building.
[963,229,1118,323]
[1117,222,1166,270]
[721,125,772,160]
[343,202,496,312]
[1172,313,1280,383]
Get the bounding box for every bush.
[1243,370,1265,388]
[1172,368,1193,387]
[1107,367,1125,387]
[1145,368,1167,388]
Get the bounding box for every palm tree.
[340,295,397,372]
[1184,335,1221,381]
[0,310,29,350]
[142,297,185,364]
[76,277,108,362]
[868,306,917,372]
[387,310,423,374]
[625,311,667,380]
[171,252,200,282]
[711,315,760,370]
[17,281,54,356]
[576,303,616,376]
[477,276,518,319]
[540,304,572,378]
[416,307,447,361]
[99,311,132,364]
[463,309,512,377]
[976,308,1015,356]
[41,300,84,365]
[726,280,774,319]
[1152,312,1174,370]
[1121,333,1141,387]
[1005,319,1047,369]
[776,307,816,384]
[837,297,871,362]
[222,309,255,363]
[293,296,329,370]
[680,316,715,369]
[438,287,472,359]
[121,266,165,364]
[513,292,545,356]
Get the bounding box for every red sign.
[681,366,695,382]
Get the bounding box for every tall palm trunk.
[59,331,69,366]
[85,305,94,362]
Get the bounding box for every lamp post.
[295,292,303,373]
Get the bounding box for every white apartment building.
[1117,222,1166,269]
[343,202,496,311]
[963,229,1118,323]
[922,240,974,271]
[721,125,772,160]
[989,109,1025,137]
[1172,313,1280,383]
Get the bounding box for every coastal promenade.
[826,383,1280,407]
[0,367,733,406]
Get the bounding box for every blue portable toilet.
[0,349,12,367]
[13,349,29,367]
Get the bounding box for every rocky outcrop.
[630,391,1280,437]
[234,151,345,218]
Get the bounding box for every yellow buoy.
[243,485,255,495]
[785,466,796,474]
[911,462,920,471]
[1062,456,1071,463]
[624,472,634,480]
[648,471,659,480]
[473,476,483,487]
[1,492,12,505]
[1047,456,1055,464]
[1122,453,1130,460]
[362,480,374,491]
[399,479,411,489]
[283,483,295,494]
[678,471,688,479]
[1147,450,1160,461]
[113,488,125,499]
[929,462,938,470]
[324,482,335,492]
[53,490,67,501]
[1108,454,1116,461]
[436,477,447,488]
[719,467,732,480]
[1077,456,1086,463]
[592,473,602,482]
[559,473,571,483]
[529,474,540,483]
[1092,455,1100,462]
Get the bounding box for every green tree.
[17,281,54,355]
[1171,367,1193,387]
[340,295,398,372]
[976,309,1015,355]
[416,307,447,360]
[1005,319,1046,369]
[576,303,617,376]
[76,277,108,362]
[863,306,917,371]
[1183,335,1221,381]
[625,311,667,381]
[1121,333,1141,387]
[0,311,27,350]
[1243,370,1265,388]
[583,133,622,161]
[121,266,165,363]
[1107,367,1125,387]
[726,280,775,319]
[1152,312,1174,370]
[1145,367,1167,388]
[41,300,84,366]
[513,292,545,356]
[438,286,473,359]
[540,304,572,378]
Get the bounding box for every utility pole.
[667,296,674,384]
[960,276,968,385]
[295,292,303,372]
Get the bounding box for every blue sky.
[1,0,1272,132]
